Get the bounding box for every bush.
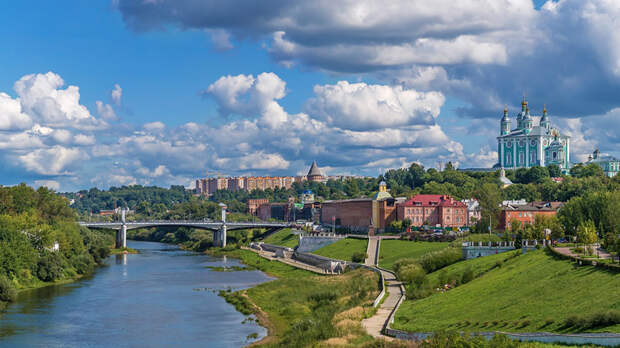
[393,258,418,273]
[398,263,426,286]
[460,267,474,284]
[562,311,620,329]
[351,251,367,263]
[0,275,17,302]
[37,253,64,282]
[419,247,462,273]
[72,253,95,275]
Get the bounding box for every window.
[519,152,524,165]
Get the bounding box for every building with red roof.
[397,194,467,228]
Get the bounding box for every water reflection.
[115,253,127,265]
[0,241,272,348]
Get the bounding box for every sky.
[0,0,618,191]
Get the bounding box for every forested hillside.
[0,184,111,306]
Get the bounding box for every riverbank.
[109,247,139,255]
[210,248,391,347]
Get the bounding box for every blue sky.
[0,0,618,191]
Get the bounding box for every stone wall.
[297,233,345,252]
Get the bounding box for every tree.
[473,183,502,232]
[402,218,412,232]
[577,220,598,249]
[547,164,562,177]
[532,215,564,240]
[523,166,549,184]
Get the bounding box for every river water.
[0,241,272,348]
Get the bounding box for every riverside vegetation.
[0,184,111,309]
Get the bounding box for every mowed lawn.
[379,240,450,271]
[312,238,368,261]
[261,228,299,248]
[393,250,620,333]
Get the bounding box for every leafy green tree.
[577,220,598,246]
[473,183,502,232]
[547,164,562,177]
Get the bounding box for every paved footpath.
[362,237,405,339]
[555,246,615,261]
[365,237,379,266]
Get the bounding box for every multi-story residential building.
[397,194,467,228]
[194,161,320,195]
[227,177,245,191]
[195,179,208,195]
[208,178,228,194]
[587,149,619,178]
[499,201,564,230]
[497,97,570,171]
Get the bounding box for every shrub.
[419,247,462,273]
[393,258,418,273]
[351,251,367,263]
[460,267,474,284]
[72,254,95,275]
[0,275,17,302]
[398,263,426,286]
[37,253,64,282]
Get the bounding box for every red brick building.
[500,201,564,230]
[247,198,269,216]
[320,198,399,233]
[397,194,467,228]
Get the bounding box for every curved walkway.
[361,267,404,339]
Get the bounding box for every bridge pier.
[115,208,127,249]
[115,225,127,249]
[213,203,227,248]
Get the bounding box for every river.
[0,241,272,348]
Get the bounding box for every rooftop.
[401,194,466,207]
[503,201,564,212]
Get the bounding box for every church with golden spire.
[497,96,570,171]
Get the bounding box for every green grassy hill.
[379,240,450,270]
[261,228,298,248]
[393,249,620,334]
[312,238,368,261]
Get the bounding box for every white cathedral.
[496,97,570,171]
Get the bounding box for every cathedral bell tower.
[540,105,550,131]
[501,105,510,135]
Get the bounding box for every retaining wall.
[297,234,345,252]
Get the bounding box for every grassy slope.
[261,228,298,248]
[222,249,379,347]
[425,250,520,285]
[394,249,620,333]
[379,240,450,271]
[312,238,368,261]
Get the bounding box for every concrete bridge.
[79,205,290,248]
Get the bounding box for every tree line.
[0,184,112,304]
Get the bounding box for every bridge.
[79,205,290,248]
